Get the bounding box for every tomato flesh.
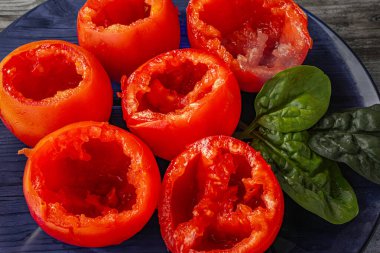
[201,0,284,67]
[171,152,261,250]
[159,136,284,252]
[3,45,82,101]
[91,0,151,29]
[0,40,113,146]
[35,139,136,219]
[22,122,161,247]
[187,0,312,92]
[77,0,180,81]
[137,60,209,114]
[122,49,241,160]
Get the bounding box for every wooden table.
[0,0,379,252]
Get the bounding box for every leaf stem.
[250,131,277,153]
[237,121,249,130]
[236,120,259,139]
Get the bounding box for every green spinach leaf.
[251,128,359,224]
[309,104,380,184]
[254,66,331,133]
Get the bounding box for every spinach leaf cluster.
[238,65,368,224]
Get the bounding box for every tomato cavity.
[171,149,266,250]
[89,0,151,28]
[199,0,298,70]
[137,60,209,114]
[32,137,136,219]
[2,45,83,102]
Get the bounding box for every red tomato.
[77,0,181,81]
[0,40,113,147]
[158,136,284,253]
[21,121,161,247]
[121,49,241,160]
[187,0,312,92]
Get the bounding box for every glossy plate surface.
[0,0,379,252]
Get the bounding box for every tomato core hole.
[199,0,285,68]
[229,154,266,210]
[138,61,209,114]
[172,150,262,250]
[194,222,252,251]
[34,138,136,218]
[171,155,201,227]
[91,0,151,28]
[2,45,83,101]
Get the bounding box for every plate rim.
[303,8,380,99]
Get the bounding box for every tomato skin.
[187,0,312,92]
[22,121,161,247]
[0,40,113,147]
[77,0,181,81]
[159,136,284,253]
[121,49,241,160]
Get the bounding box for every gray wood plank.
[0,0,45,29]
[296,0,380,91]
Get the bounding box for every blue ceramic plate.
[0,1,379,252]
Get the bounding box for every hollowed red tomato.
[21,121,161,247]
[159,136,284,253]
[0,40,113,147]
[77,0,181,81]
[187,0,312,92]
[121,49,241,160]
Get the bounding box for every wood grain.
[0,0,45,29]
[296,0,380,91]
